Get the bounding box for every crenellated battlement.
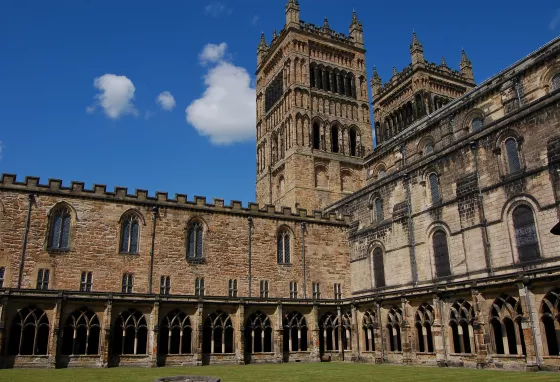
[0,174,350,224]
[298,20,354,45]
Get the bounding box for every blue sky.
[0,0,558,204]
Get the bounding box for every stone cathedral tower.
[255,0,373,210]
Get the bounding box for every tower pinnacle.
[410,32,425,66]
[460,49,474,82]
[285,0,300,27]
[349,9,364,47]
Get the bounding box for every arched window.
[415,303,434,353]
[362,310,377,352]
[112,309,148,355]
[245,311,273,353]
[489,295,526,355]
[432,230,451,278]
[552,74,560,91]
[349,127,358,156]
[449,300,475,354]
[340,312,352,351]
[505,137,521,174]
[373,197,383,223]
[378,168,386,179]
[331,125,339,153]
[186,221,203,260]
[0,266,5,288]
[424,143,434,155]
[48,205,71,250]
[387,307,402,352]
[8,307,50,355]
[283,311,308,352]
[312,123,321,149]
[277,228,291,264]
[471,117,483,133]
[120,213,140,254]
[372,247,385,288]
[159,310,192,355]
[429,173,441,205]
[540,289,560,356]
[203,312,234,354]
[512,205,540,263]
[61,308,100,355]
[320,312,338,352]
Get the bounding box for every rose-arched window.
[277,228,291,264]
[186,221,203,259]
[120,213,140,254]
[48,205,72,250]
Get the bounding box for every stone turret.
[349,10,364,48]
[410,32,425,67]
[286,0,300,28]
[460,49,474,82]
[257,32,268,66]
[370,66,382,97]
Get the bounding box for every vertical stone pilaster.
[236,303,245,364]
[516,281,543,370]
[471,289,489,369]
[0,297,9,365]
[275,302,284,363]
[337,306,343,360]
[376,301,385,363]
[47,296,63,368]
[432,294,447,366]
[351,304,360,361]
[149,301,159,367]
[401,298,412,365]
[100,299,113,367]
[194,302,204,366]
[310,304,321,361]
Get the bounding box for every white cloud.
[550,9,560,30]
[156,91,176,111]
[199,42,228,64]
[0,140,3,161]
[252,15,260,25]
[88,74,137,119]
[186,43,255,145]
[205,3,231,17]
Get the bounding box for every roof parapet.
[0,174,350,225]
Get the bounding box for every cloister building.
[1,0,560,372]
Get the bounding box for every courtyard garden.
[0,363,559,382]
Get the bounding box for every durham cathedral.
[1,0,560,372]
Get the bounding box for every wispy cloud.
[0,140,3,162]
[252,15,259,25]
[550,9,560,30]
[87,74,137,119]
[205,2,231,17]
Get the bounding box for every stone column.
[516,281,542,370]
[194,302,204,366]
[0,297,8,361]
[47,296,63,368]
[322,69,329,90]
[471,289,489,369]
[314,67,320,89]
[376,301,385,364]
[100,300,113,367]
[401,298,413,365]
[432,294,447,366]
[310,305,321,361]
[351,76,356,98]
[149,301,160,367]
[336,306,343,360]
[274,303,283,363]
[351,304,360,361]
[236,304,245,364]
[337,74,342,95]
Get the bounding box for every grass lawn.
[1,363,559,382]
